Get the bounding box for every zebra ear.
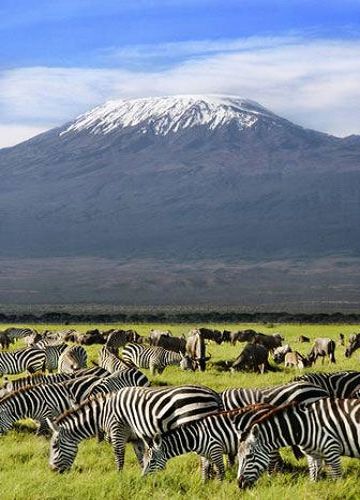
[153,433,162,449]
[46,418,59,433]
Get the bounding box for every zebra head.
[237,424,271,489]
[179,353,195,371]
[142,434,167,475]
[48,421,78,473]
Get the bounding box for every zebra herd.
[1,325,360,491]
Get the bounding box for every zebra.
[0,383,76,435]
[220,381,330,410]
[237,398,360,488]
[48,384,223,472]
[121,343,192,375]
[0,372,74,399]
[58,345,87,373]
[142,403,284,480]
[0,347,46,376]
[98,346,132,373]
[4,327,36,342]
[86,367,150,399]
[293,371,360,398]
[42,344,69,372]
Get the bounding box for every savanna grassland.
[1,322,360,500]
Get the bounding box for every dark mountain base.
[0,255,359,313]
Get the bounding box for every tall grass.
[1,322,360,499]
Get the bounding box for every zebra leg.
[109,424,130,471]
[226,452,236,468]
[324,450,342,479]
[36,418,51,435]
[200,457,213,481]
[132,439,145,468]
[307,455,322,481]
[268,450,285,472]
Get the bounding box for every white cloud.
[1,36,360,147]
[0,124,50,148]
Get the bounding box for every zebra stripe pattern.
[0,372,74,399]
[294,371,360,398]
[237,398,360,488]
[121,343,184,375]
[0,348,46,376]
[58,345,87,373]
[4,328,35,341]
[42,344,69,372]
[142,403,282,480]
[98,346,131,373]
[49,385,223,472]
[221,381,330,410]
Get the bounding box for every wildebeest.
[298,335,310,343]
[186,330,210,371]
[307,338,336,365]
[284,351,309,369]
[230,330,257,345]
[231,344,273,374]
[221,330,232,343]
[253,333,283,351]
[0,332,12,350]
[345,333,360,358]
[189,328,223,345]
[156,335,186,354]
[149,330,172,346]
[272,344,292,364]
[338,333,345,346]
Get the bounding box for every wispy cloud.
[1,35,360,147]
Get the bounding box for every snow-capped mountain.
[0,94,359,270]
[60,95,275,137]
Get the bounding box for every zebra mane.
[247,401,298,430]
[0,384,38,403]
[55,390,116,424]
[216,402,276,418]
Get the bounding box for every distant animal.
[221,331,232,343]
[284,351,309,369]
[105,330,134,353]
[0,332,12,350]
[186,330,211,372]
[345,333,360,358]
[272,344,292,364]
[4,328,36,342]
[252,333,283,351]
[338,333,345,346]
[298,335,310,343]
[307,338,336,365]
[230,344,272,374]
[122,343,192,375]
[230,330,257,345]
[156,335,186,354]
[149,330,172,346]
[189,328,223,345]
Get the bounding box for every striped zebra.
[0,383,75,435]
[42,344,69,372]
[142,403,283,480]
[220,381,330,410]
[4,327,36,342]
[121,343,191,375]
[0,365,109,399]
[58,345,87,373]
[98,346,132,373]
[0,347,46,376]
[237,398,360,488]
[294,371,360,398]
[49,385,223,472]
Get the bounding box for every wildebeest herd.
[1,325,360,490]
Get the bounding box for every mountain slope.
[0,94,359,262]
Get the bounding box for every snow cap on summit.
[61,94,276,137]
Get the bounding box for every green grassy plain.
[1,322,360,500]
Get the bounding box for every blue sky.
[1,0,360,146]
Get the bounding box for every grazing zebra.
[237,398,360,488]
[121,343,191,375]
[0,372,74,399]
[142,403,284,480]
[4,327,36,342]
[294,371,360,398]
[58,345,87,373]
[0,348,46,376]
[49,384,223,472]
[220,381,329,410]
[86,367,150,399]
[0,383,76,435]
[98,346,132,373]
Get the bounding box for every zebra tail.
[291,445,304,460]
